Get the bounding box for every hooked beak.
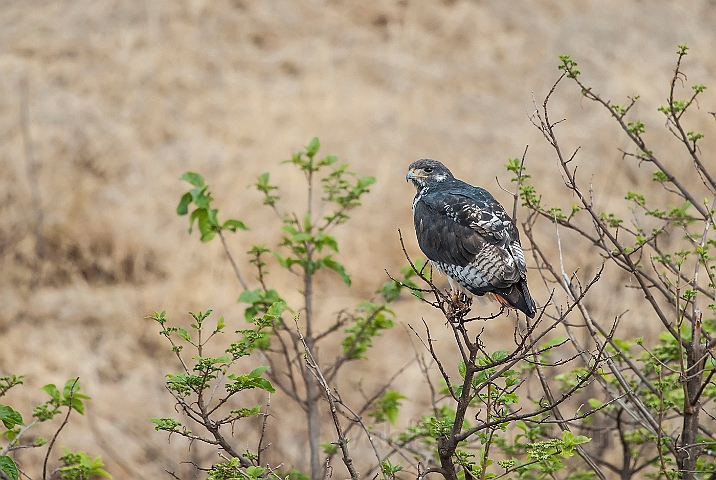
[406,169,426,182]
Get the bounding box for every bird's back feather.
[411,174,536,317]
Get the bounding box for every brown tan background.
[1,0,715,477]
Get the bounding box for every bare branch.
[296,320,363,480]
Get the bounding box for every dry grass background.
[1,0,715,477]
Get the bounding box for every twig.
[335,397,385,477]
[218,229,249,290]
[257,393,272,464]
[2,420,39,455]
[295,320,364,480]
[344,358,415,436]
[513,145,529,221]
[526,319,608,480]
[43,378,79,480]
[408,322,457,401]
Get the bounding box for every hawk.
[406,159,536,318]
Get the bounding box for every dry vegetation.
[1,1,715,478]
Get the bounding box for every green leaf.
[306,137,320,157]
[42,384,61,402]
[249,366,269,378]
[342,302,394,360]
[652,170,669,182]
[625,191,646,207]
[292,233,314,243]
[626,120,645,135]
[373,391,407,425]
[318,154,338,167]
[255,172,280,205]
[266,301,284,319]
[490,350,508,362]
[316,233,338,252]
[256,172,270,187]
[231,405,262,419]
[222,219,248,231]
[177,328,191,343]
[216,315,226,332]
[195,207,218,241]
[200,229,217,242]
[273,251,299,269]
[58,448,112,478]
[238,289,262,304]
[253,378,275,392]
[562,429,591,455]
[150,417,184,432]
[70,397,86,415]
[188,208,206,234]
[381,459,404,476]
[181,172,205,187]
[281,224,299,236]
[63,378,81,399]
[0,405,24,429]
[322,257,351,286]
[0,456,18,480]
[176,192,192,216]
[246,466,266,478]
[320,442,339,455]
[226,370,276,394]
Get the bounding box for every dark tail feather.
[495,281,536,318]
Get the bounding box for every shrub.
[151,45,715,480]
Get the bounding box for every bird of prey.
[406,159,536,318]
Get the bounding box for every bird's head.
[406,159,454,190]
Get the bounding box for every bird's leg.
[445,289,471,324]
[446,278,467,306]
[456,292,472,318]
[444,289,460,324]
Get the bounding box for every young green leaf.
[181,172,205,187]
[222,219,248,232]
[216,315,226,332]
[305,137,320,158]
[176,328,191,343]
[42,384,61,403]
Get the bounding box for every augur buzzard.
[406,159,536,318]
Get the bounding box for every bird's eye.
[424,167,434,173]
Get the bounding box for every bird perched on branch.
[406,159,536,318]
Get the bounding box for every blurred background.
[1,0,715,477]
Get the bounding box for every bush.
[0,377,109,480]
[149,45,715,480]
